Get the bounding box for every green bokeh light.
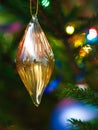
[41,0,50,7]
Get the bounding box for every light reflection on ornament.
[65,25,75,35]
[79,45,92,58]
[50,98,98,130]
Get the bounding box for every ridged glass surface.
[16,16,54,106]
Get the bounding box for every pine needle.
[68,118,98,130]
[58,83,98,106]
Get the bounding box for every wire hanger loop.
[30,0,38,16]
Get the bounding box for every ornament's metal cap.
[31,15,38,23]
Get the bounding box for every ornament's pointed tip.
[34,102,40,107]
[30,94,42,107]
[33,100,41,107]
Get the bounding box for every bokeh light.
[79,45,92,58]
[65,25,75,35]
[75,71,85,83]
[68,33,86,48]
[76,83,88,89]
[87,28,97,42]
[50,98,98,130]
[41,0,50,7]
[44,76,61,94]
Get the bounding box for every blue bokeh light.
[44,76,61,94]
[86,28,98,44]
[50,98,98,130]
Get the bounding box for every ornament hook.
[30,0,38,16]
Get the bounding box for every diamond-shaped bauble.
[16,16,54,107]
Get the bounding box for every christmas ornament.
[16,0,54,106]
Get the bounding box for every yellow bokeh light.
[65,25,75,35]
[79,45,92,58]
[68,33,86,48]
[74,40,82,48]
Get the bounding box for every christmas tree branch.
[68,118,98,130]
[58,84,98,106]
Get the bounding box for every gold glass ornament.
[16,16,54,106]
